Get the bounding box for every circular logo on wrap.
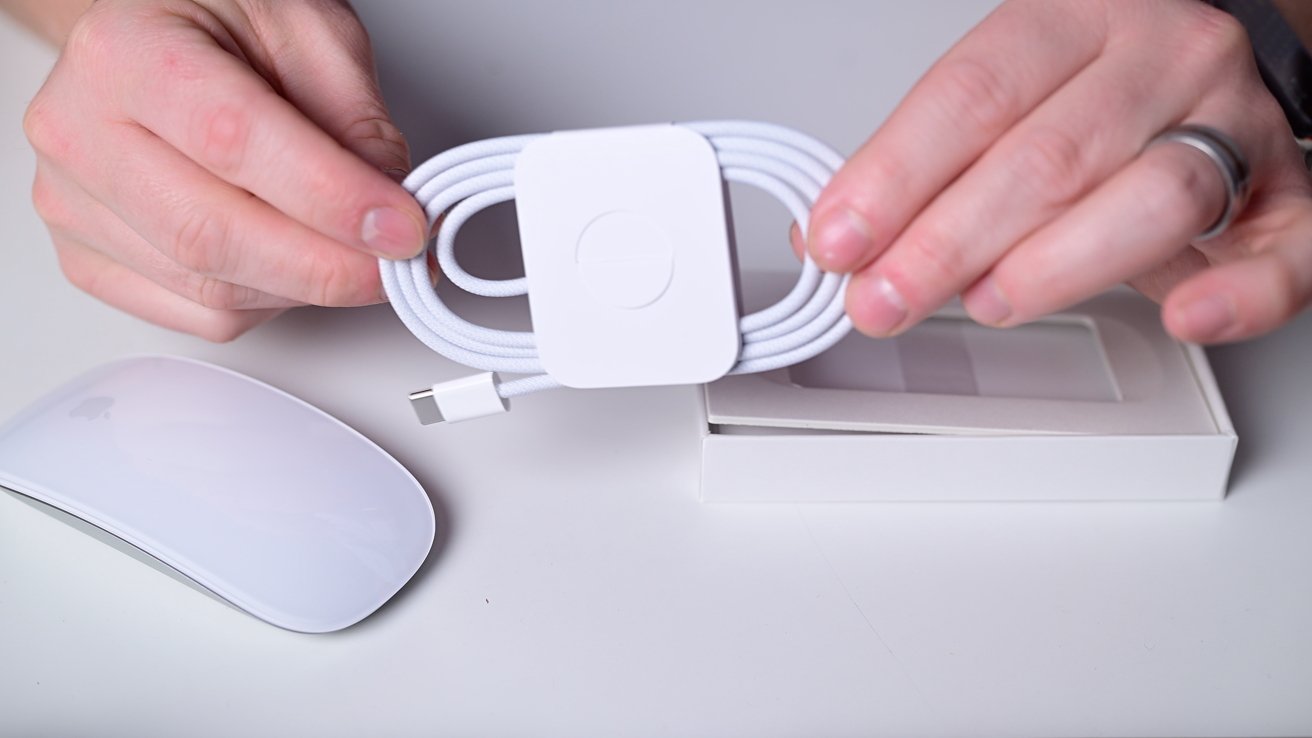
[574,210,675,309]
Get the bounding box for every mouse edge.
[0,474,422,634]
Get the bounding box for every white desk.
[2,6,1310,736]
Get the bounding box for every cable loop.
[380,121,850,400]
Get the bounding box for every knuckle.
[190,101,253,176]
[20,96,41,147]
[54,242,100,295]
[898,224,966,301]
[935,57,1019,133]
[21,96,46,150]
[1011,126,1090,206]
[192,276,249,311]
[859,152,912,195]
[1179,4,1252,71]
[834,151,911,220]
[1190,5,1250,56]
[313,257,380,307]
[344,113,409,161]
[22,95,63,157]
[30,173,68,229]
[171,207,233,276]
[312,0,368,41]
[63,4,121,64]
[264,1,372,71]
[304,0,373,60]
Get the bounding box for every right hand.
[804,0,1312,345]
[22,0,428,341]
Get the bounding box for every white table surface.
[2,5,1310,736]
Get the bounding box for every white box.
[697,275,1237,502]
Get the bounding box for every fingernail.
[810,207,874,271]
[855,275,908,336]
[384,167,409,184]
[966,275,1012,326]
[362,206,425,259]
[1177,294,1235,341]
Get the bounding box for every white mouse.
[0,355,434,633]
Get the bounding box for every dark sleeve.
[1207,0,1312,140]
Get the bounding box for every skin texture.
[807,0,1312,345]
[12,0,426,341]
[5,0,1311,344]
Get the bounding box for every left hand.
[807,0,1312,344]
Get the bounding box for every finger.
[1162,232,1312,343]
[112,15,425,259]
[51,236,283,342]
[78,121,385,307]
[789,222,805,261]
[33,160,301,311]
[255,2,412,178]
[807,0,1105,272]
[843,49,1186,336]
[1127,247,1211,302]
[959,128,1231,326]
[1128,149,1305,304]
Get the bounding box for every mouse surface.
[0,355,434,633]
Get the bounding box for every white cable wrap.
[379,120,852,400]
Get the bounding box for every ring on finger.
[1147,124,1252,241]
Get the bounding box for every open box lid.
[707,278,1229,437]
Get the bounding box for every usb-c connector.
[409,372,509,425]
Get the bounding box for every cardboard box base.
[701,431,1234,502]
[697,282,1237,503]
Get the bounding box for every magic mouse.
[0,356,434,633]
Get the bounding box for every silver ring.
[1149,124,1252,241]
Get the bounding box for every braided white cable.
[379,121,851,400]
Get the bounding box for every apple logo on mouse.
[69,396,114,421]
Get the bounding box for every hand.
[807,0,1312,344]
[21,0,427,341]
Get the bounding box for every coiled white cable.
[379,120,852,410]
